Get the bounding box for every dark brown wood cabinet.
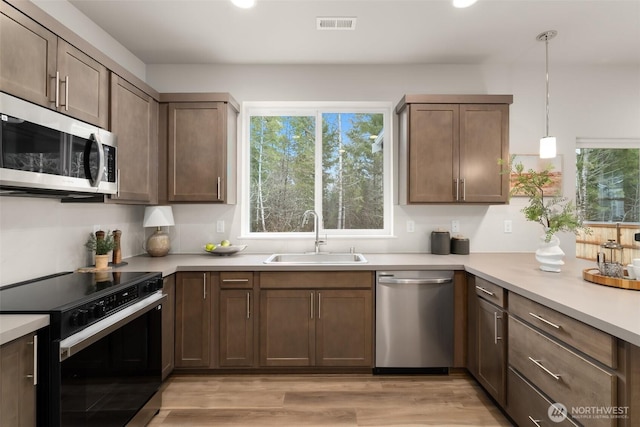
[219,272,255,367]
[175,272,212,368]
[259,271,373,368]
[109,74,159,204]
[466,275,506,406]
[161,93,239,204]
[0,333,36,427]
[396,95,512,204]
[0,3,109,128]
[161,274,175,380]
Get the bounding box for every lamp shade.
[453,0,478,8]
[143,206,175,228]
[231,0,255,8]
[539,136,557,159]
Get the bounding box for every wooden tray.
[583,268,640,291]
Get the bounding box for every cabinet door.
[56,39,109,128]
[260,290,315,367]
[219,289,254,367]
[167,102,226,202]
[477,297,506,405]
[0,4,57,108]
[109,74,158,204]
[408,104,459,203]
[466,278,479,377]
[175,272,212,368]
[315,289,372,367]
[459,104,509,203]
[0,334,36,427]
[161,275,175,380]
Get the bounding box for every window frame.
[240,101,394,239]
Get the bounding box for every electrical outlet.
[504,220,513,233]
[216,220,225,233]
[406,220,415,233]
[451,220,460,233]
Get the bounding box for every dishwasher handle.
[378,276,452,285]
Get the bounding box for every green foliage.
[85,231,116,255]
[500,157,589,242]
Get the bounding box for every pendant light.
[537,30,558,159]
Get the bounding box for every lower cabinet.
[0,333,36,427]
[259,271,373,368]
[219,272,255,367]
[467,275,507,406]
[175,272,212,368]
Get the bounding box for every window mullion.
[315,110,324,232]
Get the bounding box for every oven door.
[54,293,165,427]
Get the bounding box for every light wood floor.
[148,373,513,426]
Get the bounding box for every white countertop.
[0,314,49,346]
[114,252,640,347]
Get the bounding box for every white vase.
[535,234,565,272]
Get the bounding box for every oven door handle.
[59,292,166,362]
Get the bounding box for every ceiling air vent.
[316,17,357,31]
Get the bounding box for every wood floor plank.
[147,373,513,426]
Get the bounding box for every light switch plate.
[406,220,415,233]
[504,220,513,233]
[217,220,225,233]
[451,220,460,233]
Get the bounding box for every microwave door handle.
[84,133,105,187]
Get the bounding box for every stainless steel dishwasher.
[375,270,454,373]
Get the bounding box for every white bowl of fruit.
[203,240,247,256]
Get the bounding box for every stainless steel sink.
[263,252,368,264]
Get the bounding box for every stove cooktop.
[0,271,159,313]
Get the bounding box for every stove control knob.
[92,302,106,318]
[70,309,88,326]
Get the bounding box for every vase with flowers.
[501,157,589,272]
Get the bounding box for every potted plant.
[501,157,589,272]
[85,230,116,270]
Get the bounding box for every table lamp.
[143,206,175,257]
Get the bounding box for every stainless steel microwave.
[0,92,117,196]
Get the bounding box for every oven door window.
[0,114,65,175]
[60,306,161,426]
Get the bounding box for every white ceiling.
[68,0,640,66]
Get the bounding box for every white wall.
[1,4,638,286]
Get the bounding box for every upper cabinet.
[109,74,159,204]
[0,3,109,128]
[160,93,239,204]
[396,95,512,204]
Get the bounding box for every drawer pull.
[475,285,495,296]
[529,312,561,329]
[222,278,250,283]
[528,416,543,427]
[528,357,561,381]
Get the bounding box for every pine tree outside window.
[242,102,392,237]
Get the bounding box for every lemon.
[205,243,216,251]
[220,240,231,247]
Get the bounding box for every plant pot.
[535,234,565,272]
[95,254,109,270]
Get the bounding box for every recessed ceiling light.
[231,0,255,9]
[453,0,478,8]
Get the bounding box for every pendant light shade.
[537,30,558,159]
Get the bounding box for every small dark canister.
[451,236,470,255]
[431,231,451,255]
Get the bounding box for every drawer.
[509,292,616,368]
[474,276,505,307]
[260,271,373,289]
[507,367,579,427]
[219,272,253,289]
[509,316,615,427]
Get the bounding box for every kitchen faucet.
[302,210,326,253]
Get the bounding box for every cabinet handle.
[54,71,60,107]
[222,278,249,283]
[27,335,37,386]
[203,273,207,300]
[528,357,561,381]
[246,292,250,319]
[528,416,542,427]
[63,75,69,111]
[217,177,221,200]
[454,178,459,201]
[461,178,466,201]
[318,292,321,319]
[116,169,121,198]
[529,312,561,329]
[310,292,314,319]
[494,312,502,344]
[475,285,495,297]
